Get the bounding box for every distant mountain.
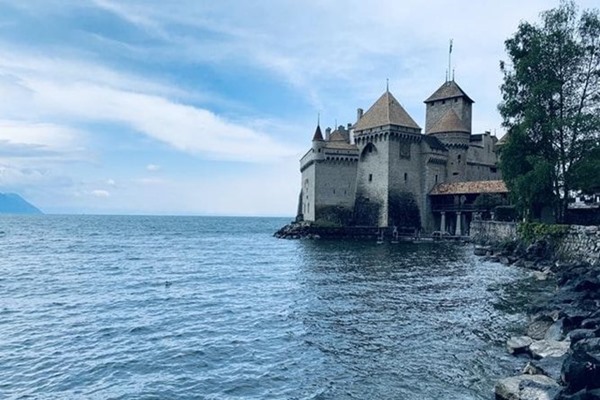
[0,193,43,215]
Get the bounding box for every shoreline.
[477,240,600,399]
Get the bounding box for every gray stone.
[523,355,567,381]
[495,374,560,400]
[581,318,600,330]
[571,337,600,354]
[545,319,566,341]
[508,336,534,355]
[567,329,597,344]
[529,339,570,359]
[528,317,555,340]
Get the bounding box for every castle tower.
[353,89,423,228]
[298,123,359,223]
[424,80,473,182]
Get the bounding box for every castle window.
[435,174,438,183]
[491,167,497,173]
[369,174,373,182]
[454,98,458,103]
[453,172,459,176]
[404,172,408,182]
[457,154,461,164]
[333,189,336,194]
[318,149,321,152]
[369,146,373,153]
[442,100,446,105]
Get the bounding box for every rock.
[568,329,598,344]
[581,318,600,330]
[545,319,566,341]
[571,338,600,354]
[508,336,534,355]
[561,350,600,393]
[557,388,600,400]
[532,270,550,281]
[530,339,570,359]
[524,354,568,381]
[495,374,560,400]
[474,245,490,256]
[528,316,556,340]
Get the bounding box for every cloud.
[91,189,110,198]
[146,164,160,172]
[0,51,299,163]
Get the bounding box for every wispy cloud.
[0,51,298,162]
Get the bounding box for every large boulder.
[545,319,567,341]
[528,316,555,340]
[530,339,570,359]
[523,354,568,381]
[567,329,598,344]
[556,388,600,400]
[508,336,534,355]
[495,374,560,400]
[561,350,600,393]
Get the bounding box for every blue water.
[0,215,529,399]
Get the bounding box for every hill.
[0,193,43,214]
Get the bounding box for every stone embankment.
[471,222,600,400]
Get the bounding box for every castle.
[297,79,507,234]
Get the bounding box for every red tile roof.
[430,180,508,195]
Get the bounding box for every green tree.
[499,1,600,222]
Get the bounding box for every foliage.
[568,146,600,194]
[473,193,505,210]
[499,1,600,222]
[388,192,421,228]
[494,205,518,222]
[517,222,569,244]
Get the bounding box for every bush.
[494,205,518,222]
[517,222,569,244]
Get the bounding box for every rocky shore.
[274,221,391,240]
[477,240,600,399]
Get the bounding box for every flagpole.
[448,39,453,82]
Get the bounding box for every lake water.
[0,215,531,399]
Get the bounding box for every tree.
[499,1,600,222]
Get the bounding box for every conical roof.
[428,109,469,134]
[424,80,474,104]
[312,125,324,141]
[354,90,420,131]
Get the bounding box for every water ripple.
[0,215,531,399]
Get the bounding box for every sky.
[0,0,597,216]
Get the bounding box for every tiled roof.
[424,80,474,104]
[329,130,347,141]
[312,125,324,141]
[428,109,469,134]
[430,180,508,195]
[354,90,420,131]
[422,135,447,151]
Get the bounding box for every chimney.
[325,127,331,140]
[357,108,363,122]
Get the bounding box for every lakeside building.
[297,79,507,234]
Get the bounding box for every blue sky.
[0,0,596,216]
